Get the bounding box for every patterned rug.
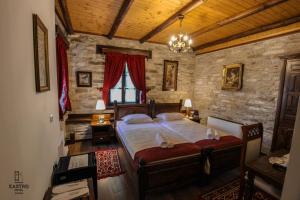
[199,179,274,200]
[95,148,124,179]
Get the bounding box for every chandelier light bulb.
[168,15,193,53]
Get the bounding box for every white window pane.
[126,75,135,89]
[125,89,136,103]
[110,89,122,103]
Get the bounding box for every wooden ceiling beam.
[58,0,73,34]
[139,0,206,43]
[191,0,288,38]
[107,0,134,39]
[195,15,300,51]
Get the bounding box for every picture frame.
[162,60,178,91]
[33,14,50,92]
[222,63,244,91]
[76,71,92,87]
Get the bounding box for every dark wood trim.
[108,0,134,39]
[55,25,70,48]
[279,52,300,59]
[55,6,67,31]
[58,0,73,34]
[195,15,300,51]
[96,45,152,58]
[191,0,288,38]
[271,61,287,151]
[73,29,167,45]
[195,28,300,55]
[33,14,50,93]
[139,0,205,43]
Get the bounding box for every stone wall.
[68,34,195,113]
[193,32,300,151]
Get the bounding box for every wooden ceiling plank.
[191,0,288,38]
[139,0,206,43]
[107,0,134,39]
[58,0,73,34]
[195,15,300,51]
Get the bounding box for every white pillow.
[156,112,185,121]
[122,114,153,124]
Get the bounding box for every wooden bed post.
[138,159,146,200]
[113,100,118,128]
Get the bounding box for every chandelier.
[168,14,192,53]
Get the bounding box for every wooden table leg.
[245,170,255,200]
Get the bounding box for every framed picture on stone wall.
[162,60,178,91]
[76,71,92,87]
[33,14,50,92]
[222,63,243,91]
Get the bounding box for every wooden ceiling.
[56,0,300,54]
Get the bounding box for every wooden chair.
[238,123,281,199]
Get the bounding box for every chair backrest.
[240,123,263,170]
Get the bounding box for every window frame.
[108,67,140,106]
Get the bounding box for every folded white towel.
[206,128,220,140]
[155,133,174,148]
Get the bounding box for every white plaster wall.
[0,0,62,199]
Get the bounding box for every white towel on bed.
[155,133,175,148]
[206,128,220,140]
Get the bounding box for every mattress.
[159,118,242,150]
[116,121,191,159]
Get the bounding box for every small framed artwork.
[33,14,50,92]
[162,60,178,91]
[76,71,92,87]
[222,63,244,91]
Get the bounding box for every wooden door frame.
[272,53,300,151]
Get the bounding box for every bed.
[154,102,243,176]
[114,102,204,200]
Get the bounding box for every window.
[109,64,139,104]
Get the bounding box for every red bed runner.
[195,136,242,150]
[134,143,200,167]
[133,136,242,167]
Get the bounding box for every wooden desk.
[245,150,287,200]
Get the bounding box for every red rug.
[199,179,274,200]
[95,148,124,179]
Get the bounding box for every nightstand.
[90,115,114,145]
[188,116,201,123]
[187,110,200,123]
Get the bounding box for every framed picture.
[162,60,178,91]
[76,71,92,87]
[33,14,50,92]
[222,63,244,91]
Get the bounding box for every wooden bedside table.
[91,114,114,145]
[187,116,201,123]
[187,110,201,123]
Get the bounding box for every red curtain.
[56,35,71,119]
[127,55,146,103]
[102,52,126,104]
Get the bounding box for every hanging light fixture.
[168,14,192,53]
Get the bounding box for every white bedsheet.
[116,121,189,159]
[158,118,228,143]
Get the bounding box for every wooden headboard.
[114,102,151,121]
[153,100,183,117]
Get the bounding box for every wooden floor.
[68,140,240,200]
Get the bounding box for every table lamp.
[96,99,106,123]
[184,99,192,117]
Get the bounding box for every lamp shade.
[184,99,192,108]
[96,99,105,110]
